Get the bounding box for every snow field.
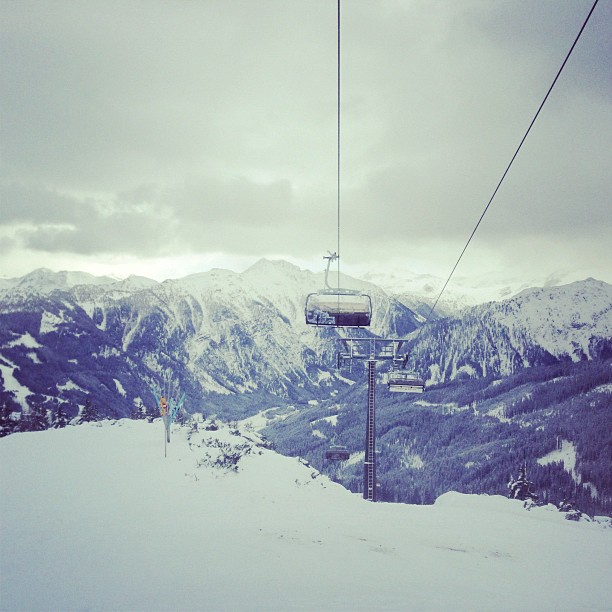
[1,420,611,612]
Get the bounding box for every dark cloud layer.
[1,0,610,281]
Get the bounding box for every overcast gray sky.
[1,0,611,285]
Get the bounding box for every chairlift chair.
[325,444,350,461]
[337,351,352,370]
[392,354,407,369]
[305,252,372,328]
[305,290,372,327]
[387,370,426,394]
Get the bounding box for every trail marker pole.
[151,374,186,458]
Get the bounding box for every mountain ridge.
[406,277,612,385]
[1,262,610,421]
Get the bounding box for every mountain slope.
[407,278,612,384]
[1,421,610,612]
[362,267,603,316]
[262,358,612,516]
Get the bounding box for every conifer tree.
[0,401,16,437]
[25,402,49,432]
[507,460,539,504]
[52,403,69,429]
[78,397,99,423]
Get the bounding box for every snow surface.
[39,310,65,335]
[318,414,339,426]
[494,279,612,362]
[2,265,609,402]
[1,268,116,293]
[538,439,579,480]
[362,267,605,314]
[5,332,42,349]
[485,404,511,423]
[56,379,86,394]
[1,421,611,612]
[538,439,599,499]
[114,377,127,397]
[401,448,425,470]
[25,351,41,364]
[0,358,31,411]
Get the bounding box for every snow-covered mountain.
[0,260,419,420]
[1,419,610,611]
[407,278,612,384]
[362,266,604,317]
[1,267,118,292]
[1,261,610,421]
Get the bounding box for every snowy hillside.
[263,357,612,516]
[1,420,610,612]
[1,267,118,293]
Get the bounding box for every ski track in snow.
[1,420,610,612]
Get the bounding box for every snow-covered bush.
[195,438,253,472]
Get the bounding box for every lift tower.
[364,358,377,500]
[338,337,408,501]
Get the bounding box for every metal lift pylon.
[338,337,411,501]
[364,358,377,501]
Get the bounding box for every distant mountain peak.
[249,257,300,268]
[244,258,305,276]
[113,275,159,290]
[13,268,116,293]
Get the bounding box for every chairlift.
[392,353,407,369]
[306,290,372,327]
[337,351,352,370]
[387,370,426,394]
[305,253,372,328]
[325,444,350,461]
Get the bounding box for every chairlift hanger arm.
[339,337,407,359]
[323,252,338,290]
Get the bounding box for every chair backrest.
[305,291,372,327]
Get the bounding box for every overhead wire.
[421,0,600,325]
[337,0,341,291]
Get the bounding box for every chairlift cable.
[304,0,373,328]
[337,0,341,291]
[421,0,600,326]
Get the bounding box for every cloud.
[1,182,172,256]
[1,0,610,283]
[1,0,339,191]
[0,183,80,224]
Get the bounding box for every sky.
[1,0,611,286]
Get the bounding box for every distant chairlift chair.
[325,444,350,461]
[305,253,372,328]
[387,370,426,394]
